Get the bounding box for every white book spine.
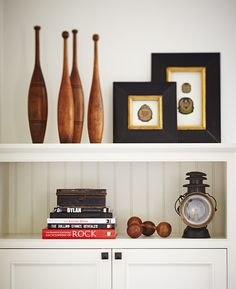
[47,218,116,224]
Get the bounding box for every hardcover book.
[53,207,110,213]
[48,223,115,229]
[56,188,107,207]
[47,218,116,224]
[42,228,117,239]
[49,211,113,219]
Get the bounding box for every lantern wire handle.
[174,193,187,215]
[206,193,217,211]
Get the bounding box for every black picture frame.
[113,82,177,143]
[151,53,221,143]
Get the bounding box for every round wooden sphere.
[127,216,142,227]
[62,31,69,39]
[142,221,156,236]
[156,222,172,238]
[93,34,99,41]
[127,224,143,238]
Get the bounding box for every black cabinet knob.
[115,252,122,260]
[101,252,109,260]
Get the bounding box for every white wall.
[1,0,236,143]
[0,0,4,143]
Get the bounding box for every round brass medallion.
[182,82,191,93]
[178,97,194,114]
[137,104,153,122]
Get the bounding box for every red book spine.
[42,228,116,239]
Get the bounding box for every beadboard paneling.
[164,163,181,235]
[3,161,226,237]
[98,163,115,212]
[31,163,49,233]
[15,163,32,233]
[114,163,131,234]
[0,163,9,235]
[131,163,148,220]
[213,163,226,237]
[48,163,65,213]
[147,162,164,221]
[65,163,82,188]
[81,163,99,188]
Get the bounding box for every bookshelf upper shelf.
[0,143,235,162]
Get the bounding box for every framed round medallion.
[128,95,163,130]
[137,104,153,122]
[178,97,194,114]
[151,53,221,143]
[182,82,191,93]
[113,82,177,143]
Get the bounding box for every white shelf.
[0,144,233,250]
[0,234,229,249]
[0,143,235,162]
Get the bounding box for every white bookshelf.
[0,143,234,289]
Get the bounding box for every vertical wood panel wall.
[3,162,226,237]
[0,164,9,234]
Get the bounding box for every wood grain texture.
[58,31,74,143]
[70,30,84,143]
[28,26,48,143]
[87,34,104,143]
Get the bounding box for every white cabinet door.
[113,249,227,289]
[0,249,111,289]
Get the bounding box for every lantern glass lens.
[182,194,213,227]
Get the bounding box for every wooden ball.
[127,216,142,227]
[62,31,69,39]
[127,224,143,238]
[142,221,156,236]
[93,34,99,41]
[156,222,172,238]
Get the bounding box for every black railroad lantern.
[175,171,217,238]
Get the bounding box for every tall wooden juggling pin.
[70,29,84,143]
[58,31,74,143]
[28,26,48,143]
[87,34,104,143]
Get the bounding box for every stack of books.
[42,189,117,239]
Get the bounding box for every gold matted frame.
[128,95,163,130]
[151,53,221,143]
[166,67,206,130]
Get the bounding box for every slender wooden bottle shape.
[58,31,74,143]
[28,26,48,143]
[87,34,104,143]
[70,29,84,143]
